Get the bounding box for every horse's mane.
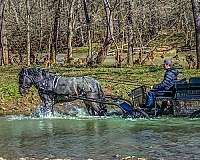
[19,67,56,82]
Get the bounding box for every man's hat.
[164,59,172,65]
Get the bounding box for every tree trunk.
[191,0,200,69]
[51,0,61,64]
[9,0,20,28]
[47,32,52,67]
[127,1,133,65]
[77,10,85,46]
[82,0,92,58]
[66,0,75,63]
[26,0,31,66]
[0,0,5,66]
[96,0,113,64]
[2,19,8,65]
[9,0,21,65]
[39,0,43,52]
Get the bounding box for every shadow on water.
[0,115,200,160]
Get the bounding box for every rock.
[112,154,122,160]
[121,156,146,160]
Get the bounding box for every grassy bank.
[0,65,200,115]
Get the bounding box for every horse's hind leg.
[83,100,96,115]
[83,100,106,116]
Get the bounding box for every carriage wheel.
[172,100,181,116]
[189,109,200,118]
[131,108,150,119]
[160,100,175,116]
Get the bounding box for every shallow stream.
[0,115,200,159]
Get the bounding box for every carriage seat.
[189,77,200,88]
[175,77,200,100]
[155,78,187,101]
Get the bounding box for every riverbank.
[1,65,200,115]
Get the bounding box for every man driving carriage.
[144,59,179,111]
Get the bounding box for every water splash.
[4,103,198,122]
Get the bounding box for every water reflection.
[0,117,200,159]
[38,120,54,134]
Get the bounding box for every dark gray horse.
[19,67,107,117]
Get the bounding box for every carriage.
[127,77,200,118]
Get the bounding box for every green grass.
[0,66,21,101]
[72,43,100,58]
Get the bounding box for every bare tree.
[191,0,200,68]
[0,0,5,66]
[2,17,8,65]
[96,0,114,64]
[39,0,43,52]
[82,0,92,57]
[0,0,196,67]
[66,0,76,63]
[51,0,62,64]
[26,0,31,66]
[127,0,133,65]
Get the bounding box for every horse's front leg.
[38,91,55,117]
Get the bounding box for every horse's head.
[19,67,51,96]
[19,68,33,96]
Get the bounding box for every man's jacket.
[155,68,178,90]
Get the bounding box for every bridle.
[20,70,33,90]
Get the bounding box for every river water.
[0,115,200,160]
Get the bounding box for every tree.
[51,0,62,64]
[82,0,92,58]
[66,0,76,63]
[96,0,114,64]
[2,17,8,65]
[0,0,5,66]
[26,0,31,66]
[191,0,200,68]
[127,1,134,65]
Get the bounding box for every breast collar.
[53,76,61,90]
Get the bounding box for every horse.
[18,67,107,117]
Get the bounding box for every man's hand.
[146,86,153,92]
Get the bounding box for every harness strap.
[22,70,33,89]
[53,76,61,90]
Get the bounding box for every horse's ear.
[20,68,26,74]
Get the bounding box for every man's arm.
[154,69,178,90]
